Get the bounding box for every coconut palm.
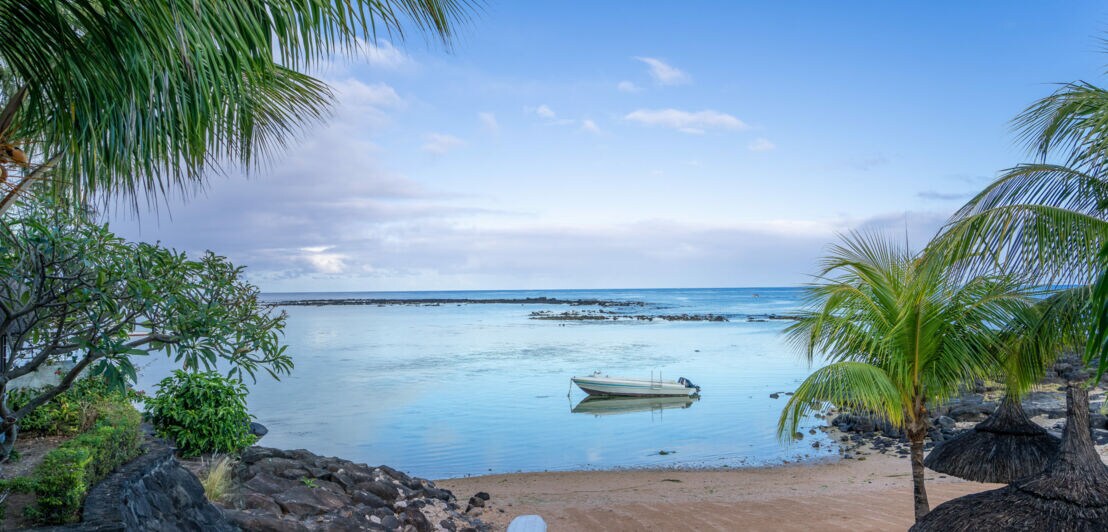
[779,231,1034,522]
[0,0,475,211]
[933,81,1108,287]
[924,287,1089,484]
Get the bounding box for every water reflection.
[571,395,698,417]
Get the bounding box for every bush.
[146,370,255,458]
[9,376,130,436]
[28,400,142,524]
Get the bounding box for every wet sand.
[438,452,1000,531]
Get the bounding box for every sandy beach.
[439,452,1000,531]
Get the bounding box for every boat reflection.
[571,395,699,416]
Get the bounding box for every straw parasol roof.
[912,384,1108,531]
[923,395,1060,483]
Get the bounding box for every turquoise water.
[134,288,836,479]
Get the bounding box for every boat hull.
[571,376,697,397]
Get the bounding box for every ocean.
[134,287,835,479]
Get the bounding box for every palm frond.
[778,361,904,440]
[1013,81,1108,170]
[0,0,477,209]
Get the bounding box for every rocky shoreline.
[528,310,729,322]
[272,297,646,308]
[799,382,1108,461]
[215,446,489,531]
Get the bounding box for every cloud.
[478,112,499,134]
[527,104,575,126]
[617,80,641,93]
[580,119,601,134]
[299,247,349,274]
[421,133,465,155]
[917,190,969,201]
[329,79,404,112]
[634,57,691,85]
[624,109,747,133]
[361,40,414,69]
[748,138,776,152]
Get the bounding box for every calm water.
[134,287,837,479]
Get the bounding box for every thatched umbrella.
[923,395,1060,483]
[912,382,1108,531]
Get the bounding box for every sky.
[112,2,1108,292]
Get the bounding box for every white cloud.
[634,57,691,85]
[748,138,776,152]
[535,105,557,119]
[421,133,465,155]
[478,112,499,134]
[329,79,404,112]
[617,80,641,93]
[624,109,747,133]
[361,40,413,69]
[300,248,349,274]
[580,119,601,134]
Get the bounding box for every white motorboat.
[571,371,700,397]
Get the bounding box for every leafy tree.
[779,232,1034,522]
[0,200,290,458]
[0,0,474,211]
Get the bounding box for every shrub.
[28,400,142,524]
[9,376,131,436]
[147,370,255,457]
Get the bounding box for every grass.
[200,455,235,502]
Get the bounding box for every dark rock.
[361,479,401,501]
[936,416,956,431]
[403,507,434,532]
[243,491,282,515]
[474,491,490,501]
[225,509,310,532]
[1094,428,1108,446]
[1091,413,1107,430]
[352,489,389,508]
[274,485,351,516]
[243,471,300,495]
[467,496,486,511]
[47,430,237,531]
[380,514,401,529]
[278,467,312,480]
[250,421,269,438]
[378,465,413,485]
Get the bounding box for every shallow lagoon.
[135,288,835,479]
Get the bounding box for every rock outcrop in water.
[273,297,646,308]
[529,310,729,322]
[220,447,488,531]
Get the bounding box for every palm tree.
[0,0,475,211]
[779,232,1033,522]
[933,81,1108,285]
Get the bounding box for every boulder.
[274,485,351,516]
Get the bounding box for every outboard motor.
[677,377,701,393]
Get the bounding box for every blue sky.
[114,2,1108,291]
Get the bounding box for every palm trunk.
[908,424,930,521]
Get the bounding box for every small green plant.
[146,370,256,457]
[28,400,142,524]
[300,477,317,488]
[9,376,132,437]
[201,455,236,501]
